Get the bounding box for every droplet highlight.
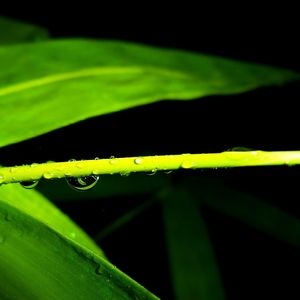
[0,174,4,184]
[43,172,54,179]
[95,264,103,275]
[134,158,143,165]
[109,156,117,165]
[120,171,130,177]
[147,169,157,176]
[181,161,195,169]
[66,175,99,191]
[20,180,39,189]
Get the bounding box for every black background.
[1,8,300,299]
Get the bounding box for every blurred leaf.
[94,197,157,242]
[0,16,49,44]
[0,39,298,148]
[37,173,169,202]
[190,178,300,247]
[161,187,225,300]
[0,201,159,300]
[0,183,105,258]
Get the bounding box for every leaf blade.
[0,183,105,257]
[162,187,225,300]
[191,178,300,247]
[0,16,49,44]
[0,39,298,148]
[0,200,159,300]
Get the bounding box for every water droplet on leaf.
[66,175,99,191]
[9,167,16,173]
[164,170,173,174]
[0,174,4,184]
[134,158,143,165]
[228,146,255,152]
[95,265,103,275]
[109,156,117,165]
[70,232,76,238]
[20,180,39,189]
[43,172,54,179]
[181,161,195,169]
[120,171,130,177]
[147,169,157,176]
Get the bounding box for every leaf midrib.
[0,66,196,97]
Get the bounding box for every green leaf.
[0,17,49,45]
[0,39,298,148]
[191,178,300,247]
[0,183,105,258]
[0,200,159,299]
[161,187,225,300]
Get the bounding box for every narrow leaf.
[162,188,225,300]
[94,197,156,242]
[0,17,49,44]
[191,178,300,247]
[0,183,105,257]
[0,201,159,300]
[0,39,298,148]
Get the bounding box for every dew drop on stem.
[20,180,39,189]
[134,158,143,165]
[66,175,99,191]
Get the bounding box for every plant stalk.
[1,151,300,185]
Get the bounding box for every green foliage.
[0,17,48,45]
[162,187,225,300]
[1,17,300,299]
[0,200,158,300]
[0,36,298,148]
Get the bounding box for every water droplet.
[9,167,16,173]
[228,146,254,152]
[76,162,85,169]
[147,169,157,176]
[109,156,117,165]
[134,158,143,165]
[43,172,54,179]
[164,170,173,174]
[95,265,103,275]
[66,175,99,191]
[95,157,100,160]
[0,174,4,184]
[120,171,130,177]
[69,159,76,162]
[181,161,195,169]
[69,232,76,238]
[20,180,39,189]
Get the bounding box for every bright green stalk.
[1,151,300,185]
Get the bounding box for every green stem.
[1,151,300,185]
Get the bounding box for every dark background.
[1,9,300,299]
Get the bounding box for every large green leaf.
[0,200,159,299]
[0,184,105,258]
[162,187,225,300]
[190,178,300,247]
[0,16,49,44]
[0,39,298,148]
